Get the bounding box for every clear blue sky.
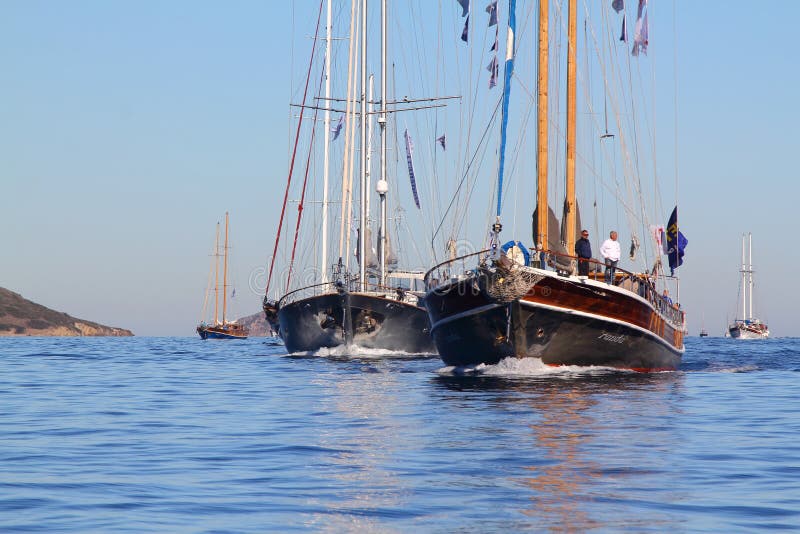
[1,1,798,336]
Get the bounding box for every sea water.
[1,336,799,532]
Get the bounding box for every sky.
[1,1,798,337]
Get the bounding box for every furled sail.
[377,226,398,269]
[531,206,563,254]
[356,228,379,269]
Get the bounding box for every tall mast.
[214,222,220,325]
[378,0,388,285]
[536,0,549,252]
[321,0,332,285]
[222,211,229,324]
[358,0,367,291]
[367,74,374,221]
[564,0,577,255]
[748,232,753,320]
[741,233,746,320]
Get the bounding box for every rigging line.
[430,97,502,248]
[265,0,325,299]
[286,63,326,293]
[200,232,216,324]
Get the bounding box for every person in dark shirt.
[575,229,592,276]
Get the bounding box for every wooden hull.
[275,290,436,354]
[425,268,684,372]
[197,325,248,340]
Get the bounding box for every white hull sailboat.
[728,233,769,339]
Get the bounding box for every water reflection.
[306,359,409,531]
[433,371,685,531]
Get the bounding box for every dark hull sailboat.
[197,323,248,340]
[197,212,249,340]
[265,284,435,354]
[424,255,684,371]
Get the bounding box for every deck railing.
[423,248,685,328]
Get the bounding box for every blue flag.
[665,206,687,275]
[404,129,421,209]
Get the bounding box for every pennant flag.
[331,115,343,140]
[486,1,498,27]
[665,206,687,276]
[404,129,421,209]
[436,134,446,151]
[632,0,648,56]
[620,14,627,42]
[612,0,624,13]
[487,55,499,88]
[457,0,469,17]
[461,15,469,42]
[495,0,516,217]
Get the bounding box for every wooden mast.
[214,222,220,325]
[565,0,577,255]
[222,211,229,325]
[536,0,549,253]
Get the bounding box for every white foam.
[291,344,435,359]
[436,356,625,377]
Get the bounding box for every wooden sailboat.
[197,212,248,340]
[262,0,435,354]
[728,233,769,339]
[423,0,685,371]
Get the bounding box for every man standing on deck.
[575,229,592,276]
[600,231,621,285]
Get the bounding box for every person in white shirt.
[599,231,621,285]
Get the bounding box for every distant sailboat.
[728,233,769,339]
[197,212,248,340]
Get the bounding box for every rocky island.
[0,287,133,336]
[235,310,276,337]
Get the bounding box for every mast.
[377,0,388,285]
[741,233,746,321]
[367,74,374,222]
[214,222,220,325]
[321,0,332,285]
[748,232,753,320]
[564,0,577,254]
[222,211,229,325]
[358,0,367,291]
[536,0,549,253]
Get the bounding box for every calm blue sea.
[1,336,799,532]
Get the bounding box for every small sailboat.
[197,212,248,340]
[728,233,769,339]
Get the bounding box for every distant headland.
[0,287,133,337]
[235,311,275,337]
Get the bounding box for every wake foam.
[290,344,435,359]
[436,356,626,377]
